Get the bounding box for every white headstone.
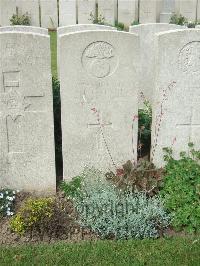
[160,0,175,23]
[40,0,58,29]
[0,0,17,26]
[0,32,56,193]
[152,29,200,167]
[0,26,48,35]
[139,0,157,23]
[59,0,76,26]
[16,0,40,27]
[59,31,139,179]
[129,23,185,105]
[98,0,117,25]
[198,0,200,21]
[177,0,197,21]
[118,0,138,26]
[78,0,96,24]
[57,25,117,78]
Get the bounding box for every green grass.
[49,30,57,78]
[0,238,200,265]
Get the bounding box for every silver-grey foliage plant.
[73,167,171,240]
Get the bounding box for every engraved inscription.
[1,71,45,154]
[82,41,118,78]
[178,42,200,74]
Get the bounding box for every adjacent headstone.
[0,26,48,35]
[197,0,200,21]
[16,0,40,27]
[152,29,200,167]
[57,24,117,77]
[78,0,96,24]
[176,0,197,21]
[98,0,117,25]
[0,32,56,193]
[40,0,58,29]
[129,23,185,105]
[60,31,139,179]
[0,0,17,26]
[118,0,138,26]
[160,0,175,23]
[59,0,76,26]
[139,0,157,23]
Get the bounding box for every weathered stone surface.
[57,24,117,35]
[98,0,117,25]
[129,23,185,105]
[0,32,56,193]
[176,0,197,21]
[60,31,139,179]
[160,0,175,22]
[40,0,58,29]
[0,0,17,26]
[139,0,157,23]
[59,0,76,26]
[118,0,138,26]
[57,25,117,77]
[77,0,96,24]
[0,26,48,35]
[151,29,200,167]
[17,0,40,27]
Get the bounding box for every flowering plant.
[0,189,18,217]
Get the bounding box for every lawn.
[49,30,57,78]
[0,238,200,265]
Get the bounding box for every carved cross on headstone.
[0,71,44,155]
[176,105,200,143]
[87,110,112,152]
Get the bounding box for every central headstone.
[60,31,139,179]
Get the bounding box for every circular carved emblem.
[178,42,200,74]
[82,41,118,78]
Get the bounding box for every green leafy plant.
[60,175,83,199]
[161,143,200,233]
[10,197,73,239]
[106,160,163,196]
[114,21,125,31]
[187,21,196,28]
[10,12,31,26]
[89,12,105,25]
[131,20,139,26]
[138,100,152,158]
[73,167,170,240]
[0,189,18,218]
[170,13,187,26]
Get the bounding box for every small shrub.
[161,143,200,233]
[89,12,105,25]
[73,167,170,240]
[106,160,163,196]
[10,12,31,26]
[187,21,196,28]
[170,13,187,26]
[138,100,152,158]
[115,21,125,31]
[131,20,139,26]
[0,189,18,218]
[60,175,83,199]
[10,197,72,239]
